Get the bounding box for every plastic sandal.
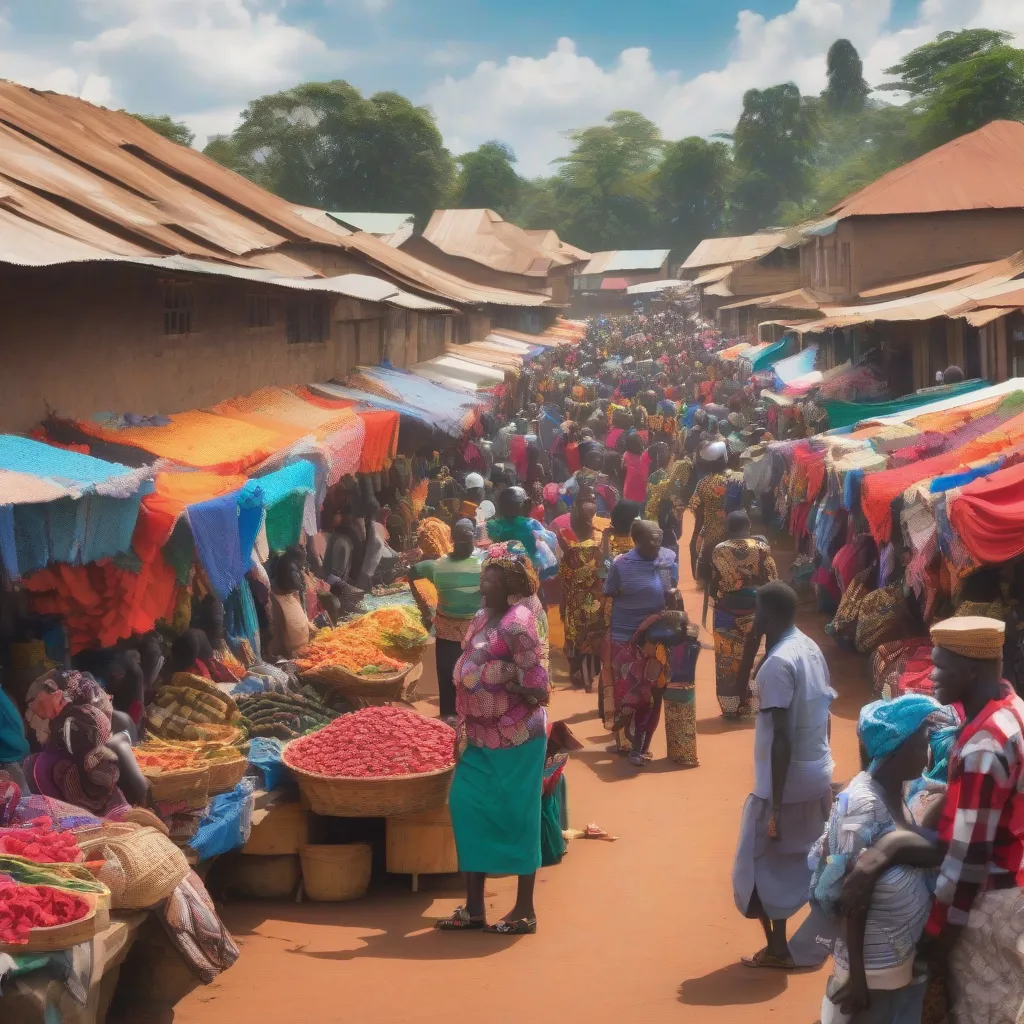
[436,906,485,931]
[483,917,537,935]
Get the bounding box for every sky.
[1,0,1023,176]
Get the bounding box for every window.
[247,293,271,329]
[286,300,328,344]
[163,282,194,335]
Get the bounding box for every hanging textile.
[948,459,1024,565]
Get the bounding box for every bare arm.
[829,910,871,1016]
[840,830,943,915]
[769,708,791,832]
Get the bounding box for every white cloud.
[74,0,332,97]
[425,0,1024,176]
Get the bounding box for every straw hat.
[930,616,1005,660]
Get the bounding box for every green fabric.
[449,736,545,875]
[265,492,306,553]
[411,553,483,618]
[749,337,792,372]
[823,379,988,430]
[0,686,28,762]
[541,774,568,867]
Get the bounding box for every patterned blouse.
[711,537,778,599]
[688,472,729,550]
[455,601,550,750]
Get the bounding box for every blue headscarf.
[858,694,942,774]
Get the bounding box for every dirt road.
[165,533,866,1024]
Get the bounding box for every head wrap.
[416,517,453,560]
[858,694,942,773]
[483,541,539,597]
[464,472,485,490]
[930,615,1005,660]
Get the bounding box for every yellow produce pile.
[295,607,428,676]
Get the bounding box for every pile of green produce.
[238,689,349,740]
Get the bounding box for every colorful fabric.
[559,539,606,655]
[713,607,757,716]
[608,614,669,726]
[858,694,944,771]
[22,669,128,817]
[416,518,453,560]
[926,683,1024,936]
[823,380,988,431]
[688,472,729,559]
[712,536,778,606]
[455,600,549,749]
[449,736,545,875]
[157,870,240,983]
[664,697,697,767]
[622,450,651,503]
[949,458,1024,566]
[854,583,910,654]
[946,888,1024,1024]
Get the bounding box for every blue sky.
[0,1,1017,175]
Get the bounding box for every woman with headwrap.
[23,669,148,816]
[688,440,730,584]
[438,542,550,935]
[485,487,558,585]
[808,695,959,1022]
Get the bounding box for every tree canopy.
[823,39,870,113]
[453,141,522,216]
[129,113,195,147]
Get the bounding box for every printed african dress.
[710,536,777,716]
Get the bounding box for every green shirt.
[411,553,484,619]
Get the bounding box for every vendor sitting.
[267,552,315,661]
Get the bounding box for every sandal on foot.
[436,906,485,931]
[483,917,536,935]
[628,752,647,768]
[741,949,795,969]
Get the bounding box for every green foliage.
[880,29,1012,96]
[128,113,195,148]
[454,141,522,215]
[654,137,732,257]
[551,110,663,251]
[823,39,870,113]
[211,80,456,224]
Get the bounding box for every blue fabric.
[929,458,1003,494]
[859,695,942,772]
[748,337,792,372]
[187,493,244,601]
[0,435,151,498]
[772,345,818,385]
[0,505,18,579]
[247,738,288,791]
[0,687,29,762]
[189,778,255,861]
[243,460,316,508]
[236,496,263,564]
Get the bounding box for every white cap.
[464,472,485,489]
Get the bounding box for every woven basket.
[142,764,210,810]
[302,664,411,706]
[206,753,248,795]
[0,892,99,955]
[299,843,371,901]
[75,824,190,910]
[282,747,454,818]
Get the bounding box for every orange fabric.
[295,387,357,412]
[134,471,246,559]
[24,557,179,653]
[75,411,297,474]
[356,410,399,473]
[949,459,1024,565]
[861,409,1024,542]
[214,388,359,441]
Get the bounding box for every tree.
[822,39,870,113]
[730,83,817,228]
[654,137,732,258]
[880,29,1013,96]
[211,81,456,224]
[453,141,522,215]
[128,113,195,148]
[202,134,246,174]
[509,177,563,232]
[553,110,663,251]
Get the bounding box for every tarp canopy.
[823,379,988,431]
[748,337,794,372]
[771,345,818,385]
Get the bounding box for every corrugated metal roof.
[692,265,734,287]
[422,209,589,276]
[581,250,671,274]
[680,232,793,271]
[719,288,824,312]
[858,262,994,299]
[0,82,546,310]
[329,212,414,234]
[626,279,692,295]
[830,120,1024,220]
[600,277,630,291]
[965,307,1015,328]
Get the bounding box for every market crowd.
[0,303,1021,1024]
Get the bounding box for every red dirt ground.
[162,527,868,1024]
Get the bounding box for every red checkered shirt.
[926,682,1024,935]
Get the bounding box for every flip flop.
[436,906,485,931]
[741,949,795,969]
[483,917,537,935]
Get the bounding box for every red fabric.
[356,410,399,473]
[565,443,581,474]
[861,410,1024,542]
[509,434,528,480]
[948,459,1024,565]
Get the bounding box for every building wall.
[0,263,379,433]
[800,211,1024,300]
[729,259,801,298]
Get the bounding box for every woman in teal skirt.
[437,542,550,935]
